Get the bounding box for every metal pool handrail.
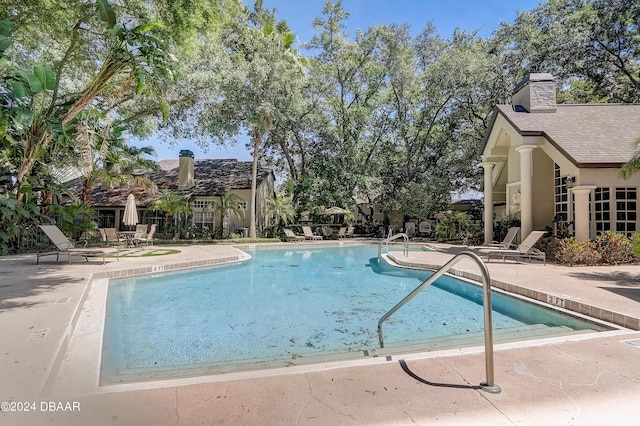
[378,233,409,258]
[377,251,501,393]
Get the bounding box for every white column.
[571,185,596,242]
[516,145,536,238]
[482,162,495,245]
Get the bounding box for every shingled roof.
[487,104,640,167]
[68,159,274,207]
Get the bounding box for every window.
[593,188,611,235]
[614,187,637,235]
[554,164,569,221]
[193,199,214,224]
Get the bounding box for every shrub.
[630,233,640,258]
[555,238,602,266]
[595,231,633,265]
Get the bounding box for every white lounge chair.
[283,228,304,241]
[37,225,118,264]
[478,230,547,264]
[302,226,322,240]
[471,227,520,250]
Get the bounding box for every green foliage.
[554,232,638,266]
[434,212,477,242]
[213,191,245,239]
[555,238,602,266]
[263,192,296,238]
[595,231,634,265]
[630,233,640,258]
[149,190,190,237]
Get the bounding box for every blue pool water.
[102,246,604,383]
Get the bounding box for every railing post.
[378,233,409,259]
[377,251,501,393]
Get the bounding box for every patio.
[1,241,640,425]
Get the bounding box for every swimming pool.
[102,246,606,383]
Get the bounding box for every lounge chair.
[478,230,547,264]
[37,225,118,264]
[134,224,156,246]
[302,226,322,240]
[471,227,520,250]
[337,227,346,238]
[283,228,304,242]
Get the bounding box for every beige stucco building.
[481,73,640,244]
[70,151,275,236]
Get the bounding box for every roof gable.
[490,104,640,167]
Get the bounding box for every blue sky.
[136,0,541,160]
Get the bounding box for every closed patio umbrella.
[123,194,139,228]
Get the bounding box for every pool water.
[102,246,604,383]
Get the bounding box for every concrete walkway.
[1,242,640,425]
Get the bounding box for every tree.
[621,138,640,179]
[1,0,176,205]
[191,1,306,238]
[263,192,295,237]
[213,191,245,238]
[70,120,159,203]
[148,190,189,238]
[493,0,640,103]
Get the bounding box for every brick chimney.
[512,73,556,113]
[178,150,195,190]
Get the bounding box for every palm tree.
[73,120,159,203]
[264,193,295,237]
[621,137,640,179]
[213,191,245,238]
[148,190,190,238]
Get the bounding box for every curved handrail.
[378,233,409,258]
[377,251,501,393]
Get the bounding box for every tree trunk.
[249,132,261,238]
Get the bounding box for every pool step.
[103,324,598,384]
[372,324,597,357]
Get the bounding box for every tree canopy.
[1,0,640,253]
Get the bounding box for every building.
[481,73,640,243]
[69,151,275,236]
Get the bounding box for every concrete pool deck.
[1,241,640,425]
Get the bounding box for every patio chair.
[471,227,520,250]
[478,230,547,264]
[134,224,156,246]
[133,224,148,239]
[418,221,432,237]
[321,226,337,239]
[302,226,322,240]
[345,226,355,237]
[337,227,347,238]
[283,228,304,242]
[103,228,126,248]
[37,225,118,264]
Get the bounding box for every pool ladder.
[377,251,501,393]
[378,233,409,258]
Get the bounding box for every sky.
[134,0,542,161]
